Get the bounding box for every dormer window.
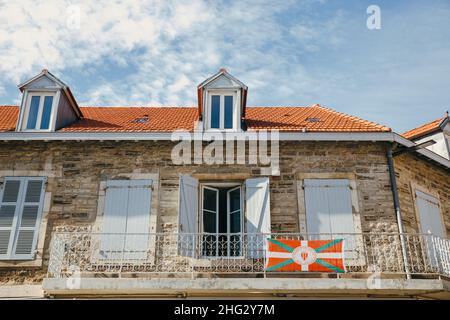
[208,91,236,130]
[16,69,82,132]
[198,68,248,132]
[23,92,55,130]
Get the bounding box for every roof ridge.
[313,104,391,131]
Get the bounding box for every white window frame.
[199,182,244,258]
[19,90,58,132]
[205,90,239,131]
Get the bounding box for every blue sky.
[0,0,449,133]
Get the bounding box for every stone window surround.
[295,172,363,235]
[410,182,447,238]
[0,169,57,268]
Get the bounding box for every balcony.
[43,232,450,298]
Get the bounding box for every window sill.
[0,258,43,268]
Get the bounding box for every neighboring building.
[0,69,449,299]
[402,113,450,160]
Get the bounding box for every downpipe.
[387,146,411,279]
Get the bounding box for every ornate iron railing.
[47,232,450,278]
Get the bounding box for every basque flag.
[265,238,346,273]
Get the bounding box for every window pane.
[40,96,53,129]
[203,188,217,212]
[229,188,240,212]
[203,211,216,233]
[211,95,220,128]
[224,96,233,129]
[26,96,40,129]
[230,211,241,233]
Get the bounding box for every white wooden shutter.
[245,177,271,258]
[304,179,356,258]
[178,175,198,257]
[100,180,129,260]
[304,179,355,235]
[304,180,332,236]
[415,190,445,268]
[101,180,153,261]
[0,179,22,259]
[416,190,444,237]
[0,177,46,260]
[124,180,152,260]
[12,178,46,259]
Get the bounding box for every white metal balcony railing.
[47,232,450,279]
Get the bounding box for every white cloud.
[0,0,321,107]
[1,1,450,133]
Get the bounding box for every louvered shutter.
[178,175,198,257]
[0,179,21,259]
[245,177,271,258]
[0,177,46,260]
[12,178,46,259]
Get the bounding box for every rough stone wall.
[394,153,450,235]
[0,140,398,283]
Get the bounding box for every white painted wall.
[414,129,450,160]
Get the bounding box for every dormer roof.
[18,69,82,118]
[402,112,449,140]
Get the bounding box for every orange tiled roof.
[61,107,198,132]
[402,115,448,140]
[0,104,391,133]
[245,105,390,132]
[0,106,18,132]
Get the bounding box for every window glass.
[224,96,233,129]
[26,96,40,129]
[40,96,53,129]
[211,95,220,129]
[203,188,218,212]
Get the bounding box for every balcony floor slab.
[42,277,450,299]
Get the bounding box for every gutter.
[0,131,396,141]
[386,146,411,279]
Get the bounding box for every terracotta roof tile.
[61,107,198,132]
[402,115,448,140]
[0,106,18,132]
[0,104,391,133]
[245,105,391,132]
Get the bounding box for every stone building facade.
[0,69,449,298]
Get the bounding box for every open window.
[201,184,242,257]
[178,176,271,259]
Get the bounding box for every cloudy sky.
[0,0,449,133]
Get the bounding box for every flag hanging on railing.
[265,238,346,273]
